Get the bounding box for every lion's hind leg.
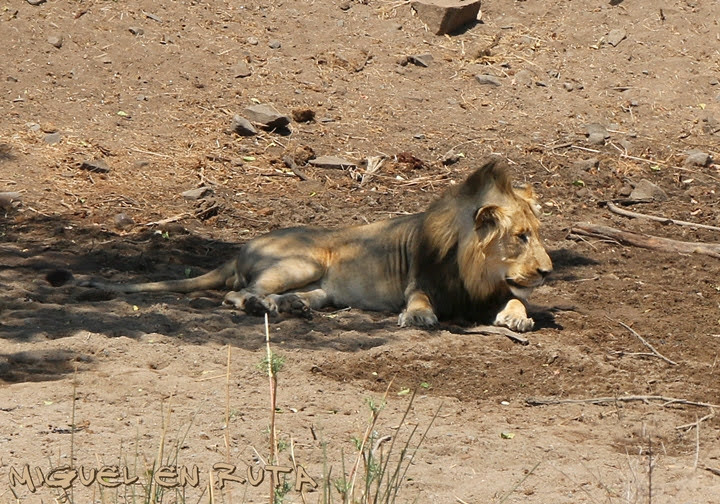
[223,258,326,319]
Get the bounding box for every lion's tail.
[80,258,239,293]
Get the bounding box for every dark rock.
[80,159,110,173]
[243,104,291,130]
[189,297,219,310]
[129,26,144,36]
[411,0,481,35]
[46,269,74,287]
[231,115,258,136]
[113,213,136,230]
[291,108,315,123]
[584,123,609,145]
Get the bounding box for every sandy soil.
[2,0,720,502]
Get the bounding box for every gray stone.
[27,0,46,5]
[584,123,609,145]
[563,82,574,91]
[182,187,213,200]
[231,115,258,136]
[630,179,667,202]
[309,155,357,169]
[247,36,259,45]
[411,0,481,35]
[475,74,502,86]
[514,70,533,88]
[408,53,434,67]
[80,159,110,173]
[243,104,290,130]
[232,61,252,78]
[607,29,627,47]
[47,35,63,48]
[684,150,712,167]
[268,39,281,49]
[573,157,600,171]
[129,26,144,36]
[44,132,62,144]
[0,192,22,210]
[113,213,136,230]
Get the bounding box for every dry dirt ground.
[2,0,720,502]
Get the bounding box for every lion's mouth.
[506,278,542,297]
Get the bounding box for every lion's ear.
[461,157,512,197]
[516,185,542,216]
[474,205,504,240]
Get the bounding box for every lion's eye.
[518,232,529,243]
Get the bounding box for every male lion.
[83,157,552,331]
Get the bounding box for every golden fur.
[83,157,552,331]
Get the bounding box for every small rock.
[231,61,252,78]
[339,1,352,10]
[573,157,600,171]
[44,132,62,144]
[247,36,259,46]
[231,115,258,136]
[182,187,213,200]
[563,82,574,91]
[113,213,136,230]
[80,159,110,173]
[684,150,712,167]
[630,179,667,202]
[408,53,434,67]
[268,39,281,49]
[618,184,633,197]
[607,29,627,47]
[47,35,63,48]
[411,0,482,35]
[27,0,46,5]
[129,26,144,36]
[291,108,315,123]
[136,94,147,101]
[584,123,610,145]
[0,191,22,210]
[475,74,502,86]
[309,155,357,169]
[243,104,291,130]
[134,160,150,169]
[514,70,533,88]
[441,150,461,165]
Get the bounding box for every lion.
[82,157,552,331]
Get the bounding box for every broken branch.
[526,395,720,409]
[606,202,720,233]
[570,222,720,258]
[608,316,678,366]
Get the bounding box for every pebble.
[684,150,712,167]
[514,70,533,88]
[129,26,144,36]
[607,29,627,47]
[247,36,259,46]
[47,35,63,48]
[408,53,434,67]
[573,157,599,171]
[27,0,46,5]
[243,104,291,130]
[309,155,357,169]
[0,191,22,210]
[45,269,73,287]
[44,132,62,144]
[584,123,609,145]
[231,115,258,136]
[268,39,281,49]
[291,108,315,123]
[182,187,213,200]
[475,74,502,86]
[80,159,110,173]
[630,179,667,202]
[232,61,252,78]
[563,82,574,91]
[113,213,136,230]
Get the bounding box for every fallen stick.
[526,395,720,409]
[608,316,678,366]
[282,155,310,181]
[570,222,720,258]
[145,212,191,227]
[606,202,720,233]
[465,325,530,345]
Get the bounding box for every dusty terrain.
[2,0,720,502]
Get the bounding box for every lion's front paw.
[398,309,439,328]
[494,312,534,332]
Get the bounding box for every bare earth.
[2,0,720,502]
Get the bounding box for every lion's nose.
[538,268,552,278]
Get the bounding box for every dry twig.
[464,325,530,345]
[570,222,720,259]
[526,395,720,409]
[607,316,678,366]
[606,202,720,233]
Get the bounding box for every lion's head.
[422,157,552,304]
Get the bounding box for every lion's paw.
[223,291,278,316]
[398,309,439,328]
[494,312,534,332]
[274,294,313,320]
